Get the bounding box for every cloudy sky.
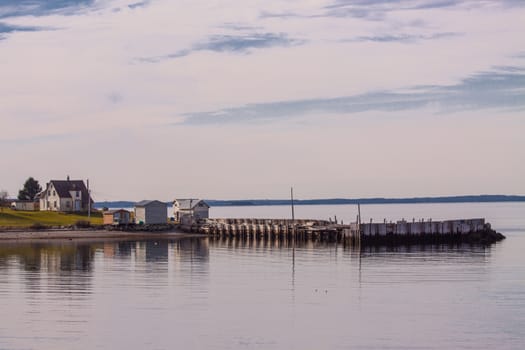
[1,0,524,201]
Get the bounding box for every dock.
[181,217,505,245]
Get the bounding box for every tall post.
[291,187,295,269]
[87,179,91,221]
[291,187,295,223]
[357,203,361,227]
[290,187,296,295]
[190,199,193,225]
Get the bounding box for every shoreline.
[0,228,204,242]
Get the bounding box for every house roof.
[174,199,210,210]
[46,180,93,206]
[135,200,167,207]
[103,209,131,214]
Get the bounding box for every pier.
[182,217,505,245]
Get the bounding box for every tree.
[18,177,42,201]
[0,190,8,211]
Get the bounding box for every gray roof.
[135,200,167,207]
[174,199,209,210]
[103,209,131,214]
[45,180,93,206]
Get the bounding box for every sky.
[1,0,524,201]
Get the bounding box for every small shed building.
[134,200,167,224]
[10,200,39,211]
[103,209,131,225]
[173,199,210,222]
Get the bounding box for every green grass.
[0,208,103,228]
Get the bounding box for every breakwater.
[183,217,505,245]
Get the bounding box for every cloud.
[259,11,301,19]
[0,22,45,33]
[220,23,264,32]
[256,0,523,22]
[128,1,150,10]
[322,0,524,19]
[138,32,304,63]
[350,32,461,43]
[0,0,97,18]
[181,66,525,125]
[195,33,302,53]
[107,92,124,104]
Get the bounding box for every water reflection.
[207,236,492,262]
[0,242,97,272]
[0,238,211,297]
[0,238,494,280]
[0,238,210,272]
[0,236,519,350]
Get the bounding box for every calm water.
[1,203,524,349]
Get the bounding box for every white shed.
[11,200,39,211]
[134,200,167,224]
[173,199,210,222]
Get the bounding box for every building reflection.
[145,240,169,262]
[171,238,209,263]
[0,242,98,299]
[0,242,98,273]
[0,238,210,272]
[0,238,211,294]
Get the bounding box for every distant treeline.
[94,195,525,209]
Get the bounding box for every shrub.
[30,223,47,230]
[75,220,91,228]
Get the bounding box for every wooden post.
[357,203,361,232]
[291,187,295,269]
[291,187,295,223]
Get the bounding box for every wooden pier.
[182,217,505,245]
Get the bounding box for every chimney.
[67,175,70,181]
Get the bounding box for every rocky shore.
[358,228,506,245]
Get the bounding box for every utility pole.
[357,203,361,227]
[190,199,193,224]
[291,187,295,223]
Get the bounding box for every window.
[66,201,70,208]
[53,190,56,196]
[76,191,80,197]
[53,201,57,208]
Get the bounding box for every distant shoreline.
[95,195,525,209]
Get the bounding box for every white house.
[134,200,167,224]
[173,199,210,222]
[39,178,93,212]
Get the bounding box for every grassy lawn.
[0,208,103,228]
